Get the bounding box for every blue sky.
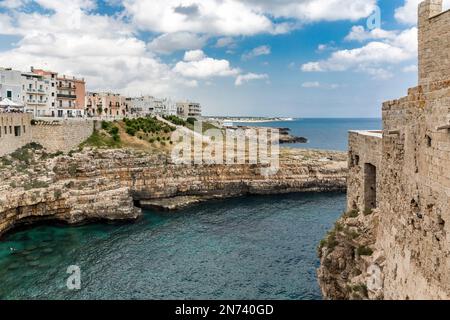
[0,0,447,117]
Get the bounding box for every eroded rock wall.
[0,148,347,238]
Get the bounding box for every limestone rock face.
[0,148,347,237]
[317,209,382,300]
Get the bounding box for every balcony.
[26,99,48,105]
[26,88,46,94]
[57,93,77,99]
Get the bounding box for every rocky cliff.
[317,208,382,300]
[0,145,347,238]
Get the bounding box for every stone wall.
[376,79,450,299]
[30,119,94,153]
[347,131,382,213]
[320,0,450,300]
[419,0,450,85]
[0,113,33,157]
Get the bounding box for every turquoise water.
[0,193,345,300]
[236,118,382,151]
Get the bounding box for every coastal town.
[0,66,202,119]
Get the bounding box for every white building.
[127,95,155,116]
[21,71,52,116]
[176,101,202,118]
[154,97,176,116]
[0,67,23,106]
[128,96,177,116]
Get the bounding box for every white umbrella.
[0,98,24,111]
[0,98,18,106]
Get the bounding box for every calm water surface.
[0,118,372,300]
[236,118,382,151]
[0,193,345,300]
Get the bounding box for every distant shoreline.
[233,119,294,123]
[207,117,295,123]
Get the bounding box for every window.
[23,125,26,134]
[364,163,377,211]
[14,126,21,137]
[9,126,12,134]
[7,90,12,99]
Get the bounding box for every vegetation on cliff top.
[163,115,219,133]
[80,122,122,149]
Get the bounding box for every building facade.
[56,74,85,117]
[176,101,202,118]
[86,92,129,117]
[127,96,155,116]
[31,68,57,116]
[0,68,23,105]
[21,71,51,116]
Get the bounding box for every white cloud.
[0,13,17,35]
[395,0,450,24]
[403,64,418,72]
[123,0,378,36]
[302,27,418,79]
[123,0,277,36]
[345,26,398,42]
[183,49,207,62]
[243,0,377,21]
[215,37,236,48]
[147,32,208,54]
[0,2,192,96]
[302,81,320,88]
[0,0,27,9]
[235,73,269,86]
[174,50,240,78]
[317,44,327,51]
[301,81,340,89]
[242,45,271,60]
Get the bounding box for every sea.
[0,118,381,300]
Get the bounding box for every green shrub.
[163,115,186,126]
[67,163,79,176]
[101,121,111,130]
[126,127,136,136]
[186,117,197,125]
[351,284,368,298]
[54,189,63,199]
[24,180,49,191]
[357,246,373,256]
[346,209,359,218]
[1,158,13,166]
[80,130,121,149]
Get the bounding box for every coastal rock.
[0,147,347,237]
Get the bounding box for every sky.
[0,0,449,117]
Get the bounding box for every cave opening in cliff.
[364,163,377,211]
